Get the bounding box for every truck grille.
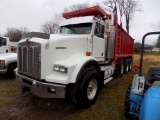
[18,42,41,80]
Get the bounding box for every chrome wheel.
[121,64,124,75]
[87,78,98,100]
[126,64,129,72]
[130,62,132,70]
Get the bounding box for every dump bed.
[63,6,111,19]
[114,20,134,61]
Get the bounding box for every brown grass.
[0,54,160,120]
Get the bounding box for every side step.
[104,77,113,85]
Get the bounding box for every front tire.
[7,63,17,78]
[124,84,135,118]
[76,68,100,108]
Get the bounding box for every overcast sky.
[0,0,160,44]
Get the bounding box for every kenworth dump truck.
[0,37,17,77]
[16,6,134,108]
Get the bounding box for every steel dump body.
[114,21,134,61]
[63,6,111,19]
[63,6,134,63]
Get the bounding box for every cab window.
[95,23,104,38]
[0,38,7,46]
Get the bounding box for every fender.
[45,53,99,84]
[140,88,160,120]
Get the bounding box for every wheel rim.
[126,64,129,72]
[121,64,124,74]
[87,78,97,100]
[130,62,132,70]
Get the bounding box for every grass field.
[0,54,160,120]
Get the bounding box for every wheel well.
[75,60,104,89]
[76,60,100,82]
[7,62,17,70]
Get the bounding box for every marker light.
[86,52,91,56]
[0,60,5,66]
[106,34,110,39]
[134,65,139,71]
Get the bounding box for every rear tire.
[115,62,124,77]
[124,84,135,118]
[76,68,100,109]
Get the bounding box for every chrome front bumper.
[0,69,7,74]
[16,73,66,98]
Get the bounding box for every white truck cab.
[0,37,10,54]
[0,37,17,77]
[59,16,106,62]
[0,37,17,54]
[16,15,113,107]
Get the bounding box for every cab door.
[0,38,8,54]
[92,22,106,61]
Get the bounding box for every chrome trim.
[18,42,41,80]
[16,73,66,98]
[0,69,7,74]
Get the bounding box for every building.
[152,47,160,52]
[144,44,153,52]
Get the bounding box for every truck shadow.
[11,94,83,119]
[0,74,14,80]
[0,74,8,80]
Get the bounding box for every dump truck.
[16,6,134,108]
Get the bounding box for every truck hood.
[40,34,91,80]
[0,53,17,60]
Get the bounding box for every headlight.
[0,60,5,66]
[54,65,67,73]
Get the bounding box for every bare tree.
[122,0,141,34]
[41,2,92,34]
[63,2,90,12]
[41,14,62,34]
[103,0,124,26]
[4,27,29,42]
[103,0,141,34]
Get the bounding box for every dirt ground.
[0,54,159,120]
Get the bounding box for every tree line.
[1,0,141,42]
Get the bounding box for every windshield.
[60,23,92,34]
[0,37,6,46]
